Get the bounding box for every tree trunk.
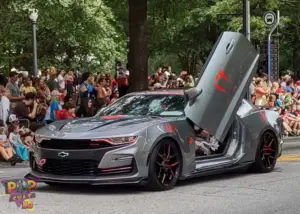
[128,0,148,92]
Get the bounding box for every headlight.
[91,136,138,145]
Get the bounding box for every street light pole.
[243,0,250,41]
[243,0,251,101]
[29,9,38,78]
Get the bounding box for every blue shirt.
[43,100,61,123]
[285,86,293,93]
[80,82,95,99]
[275,99,282,107]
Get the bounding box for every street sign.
[263,11,276,26]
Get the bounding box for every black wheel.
[146,139,182,191]
[252,131,278,173]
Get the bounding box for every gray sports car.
[25,32,283,191]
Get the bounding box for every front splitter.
[25,171,146,185]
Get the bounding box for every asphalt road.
[1,141,300,214]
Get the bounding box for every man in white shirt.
[56,70,66,91]
[0,88,10,127]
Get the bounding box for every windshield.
[98,94,185,117]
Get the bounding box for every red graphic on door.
[214,68,231,93]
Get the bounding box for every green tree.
[0,0,126,74]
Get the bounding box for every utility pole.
[243,0,251,101]
[29,9,38,78]
[243,0,250,41]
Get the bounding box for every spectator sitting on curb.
[0,127,17,165]
[8,114,27,162]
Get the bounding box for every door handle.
[226,39,235,54]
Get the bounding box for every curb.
[283,137,300,142]
[0,162,29,168]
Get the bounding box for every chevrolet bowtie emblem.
[58,152,69,158]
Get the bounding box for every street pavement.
[0,141,300,214]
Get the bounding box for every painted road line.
[278,154,300,162]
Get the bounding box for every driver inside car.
[194,125,220,156]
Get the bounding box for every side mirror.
[184,88,203,106]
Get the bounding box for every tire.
[252,131,278,173]
[146,139,182,191]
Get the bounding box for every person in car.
[194,125,220,156]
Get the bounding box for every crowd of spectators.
[0,64,128,164]
[250,72,300,136]
[148,66,195,89]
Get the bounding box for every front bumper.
[26,142,149,185]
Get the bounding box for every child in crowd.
[55,102,76,120]
[20,127,35,149]
[8,115,28,161]
[109,88,119,104]
[43,90,62,124]
[0,127,19,165]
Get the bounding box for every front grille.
[40,139,115,150]
[35,159,99,176]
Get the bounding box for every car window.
[98,94,185,117]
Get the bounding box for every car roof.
[129,89,185,96]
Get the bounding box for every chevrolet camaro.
[25,32,283,191]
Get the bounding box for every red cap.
[296,80,300,85]
[276,88,284,93]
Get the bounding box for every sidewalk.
[0,161,29,168]
[284,136,300,142]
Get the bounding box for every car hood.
[36,115,172,139]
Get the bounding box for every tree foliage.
[0,0,298,77]
[0,0,126,74]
